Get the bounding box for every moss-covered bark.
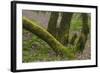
[81,13,90,35]
[47,12,59,37]
[58,12,73,45]
[23,17,75,60]
[69,33,77,45]
[75,13,90,52]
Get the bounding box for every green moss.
[70,13,82,31]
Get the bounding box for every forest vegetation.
[22,10,91,62]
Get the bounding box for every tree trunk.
[58,12,73,45]
[47,12,59,37]
[23,17,75,59]
[75,13,89,52]
[81,13,89,35]
[69,33,77,45]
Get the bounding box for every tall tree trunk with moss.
[23,17,75,59]
[75,13,90,52]
[58,12,73,45]
[47,12,59,37]
[81,13,89,35]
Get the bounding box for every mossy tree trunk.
[69,33,77,45]
[75,13,90,52]
[58,12,73,45]
[47,12,59,37]
[69,13,82,45]
[81,13,89,35]
[23,17,75,59]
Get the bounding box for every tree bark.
[47,12,59,37]
[75,13,89,52]
[23,17,75,59]
[58,12,73,45]
[69,33,77,45]
[81,13,89,35]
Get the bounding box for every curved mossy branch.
[23,17,75,60]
